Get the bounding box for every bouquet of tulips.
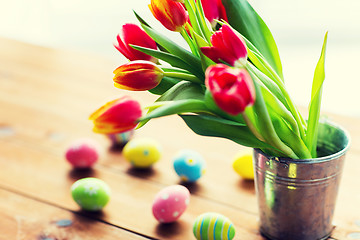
[90,0,328,160]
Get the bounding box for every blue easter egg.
[173,149,206,182]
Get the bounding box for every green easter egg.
[193,212,236,240]
[71,177,111,211]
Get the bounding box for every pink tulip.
[149,0,188,32]
[200,0,228,27]
[113,60,164,91]
[114,24,157,62]
[205,64,255,115]
[89,96,142,134]
[201,25,247,66]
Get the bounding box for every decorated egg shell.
[65,138,99,169]
[107,129,134,147]
[173,149,206,182]
[71,177,111,211]
[193,212,236,240]
[123,138,162,168]
[232,151,254,180]
[152,185,190,223]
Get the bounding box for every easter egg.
[152,185,190,223]
[65,138,99,168]
[193,212,236,240]
[107,130,134,147]
[71,178,111,211]
[123,138,162,168]
[232,152,254,180]
[173,149,206,182]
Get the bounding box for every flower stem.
[252,81,299,159]
[242,112,265,142]
[164,71,203,84]
[180,28,199,57]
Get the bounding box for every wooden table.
[0,37,359,239]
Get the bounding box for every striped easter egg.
[193,212,235,240]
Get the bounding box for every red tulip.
[114,24,157,62]
[149,0,188,32]
[200,0,228,27]
[113,60,164,91]
[89,96,142,134]
[201,25,247,66]
[205,64,255,115]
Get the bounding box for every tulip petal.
[122,24,157,61]
[114,23,157,62]
[149,0,187,32]
[114,34,137,60]
[205,64,255,115]
[90,96,142,134]
[222,25,247,60]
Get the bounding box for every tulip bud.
[89,96,142,134]
[200,0,228,27]
[114,24,157,62]
[201,25,247,67]
[149,0,188,32]
[205,64,255,115]
[113,60,164,91]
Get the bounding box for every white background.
[1,0,360,116]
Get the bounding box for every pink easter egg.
[152,185,190,223]
[65,138,99,168]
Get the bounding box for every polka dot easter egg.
[232,151,254,180]
[71,178,111,211]
[65,138,99,169]
[173,149,206,182]
[152,185,190,223]
[193,212,236,240]
[123,138,162,168]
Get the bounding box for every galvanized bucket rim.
[255,120,351,164]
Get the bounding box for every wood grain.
[0,37,359,239]
[0,188,149,239]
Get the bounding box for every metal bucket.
[253,121,350,240]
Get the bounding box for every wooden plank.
[0,37,359,239]
[0,188,149,239]
[0,135,265,239]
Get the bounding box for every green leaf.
[246,63,288,110]
[192,31,216,70]
[140,99,209,121]
[130,45,199,75]
[133,10,151,28]
[249,80,298,158]
[138,81,205,128]
[261,87,311,158]
[306,32,328,157]
[222,0,283,79]
[183,0,203,37]
[194,0,213,42]
[141,24,205,79]
[180,114,273,149]
[133,10,169,53]
[149,76,180,95]
[158,81,204,101]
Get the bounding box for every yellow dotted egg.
[232,152,254,180]
[123,138,162,168]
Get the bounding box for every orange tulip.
[89,96,142,134]
[149,0,188,32]
[113,60,164,91]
